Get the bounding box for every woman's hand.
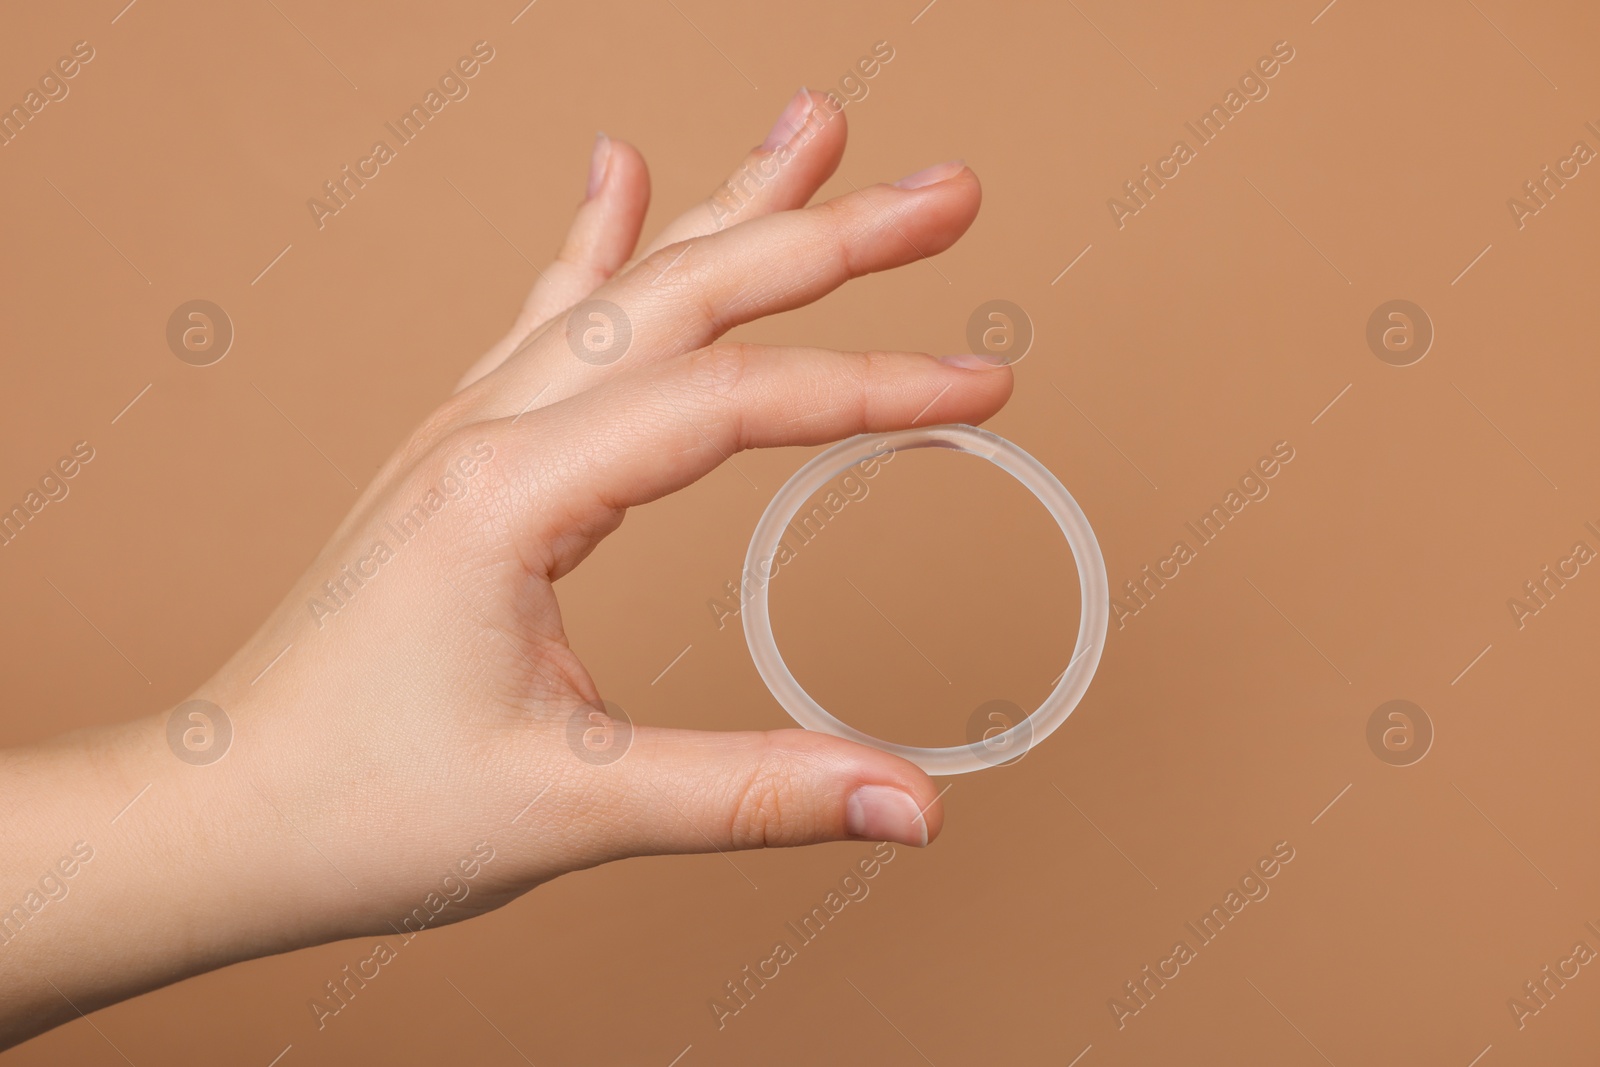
[0,88,1010,1047]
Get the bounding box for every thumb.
[592,726,942,858]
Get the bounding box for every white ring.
[742,423,1109,775]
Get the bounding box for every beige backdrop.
[3,0,1599,1063]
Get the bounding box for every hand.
[0,88,1011,1047]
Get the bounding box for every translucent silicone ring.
[742,423,1110,776]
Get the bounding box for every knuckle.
[637,241,724,333]
[551,251,611,291]
[812,196,862,277]
[636,242,692,285]
[387,394,486,479]
[411,392,481,453]
[420,425,510,505]
[846,349,887,425]
[726,754,801,849]
[363,423,513,559]
[685,342,753,399]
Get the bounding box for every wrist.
[0,700,360,1031]
[99,706,344,951]
[122,696,372,958]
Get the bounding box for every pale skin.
[0,88,1012,1050]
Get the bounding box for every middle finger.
[473,160,979,416]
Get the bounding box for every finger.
[479,163,981,413]
[505,343,1011,572]
[632,87,847,260]
[594,726,944,857]
[456,134,651,392]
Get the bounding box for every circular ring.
[742,423,1109,775]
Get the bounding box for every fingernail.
[845,785,929,847]
[760,88,812,152]
[937,353,1006,369]
[893,159,966,190]
[586,131,611,200]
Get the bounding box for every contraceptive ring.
[741,423,1110,776]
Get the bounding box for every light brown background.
[3,0,1599,1063]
